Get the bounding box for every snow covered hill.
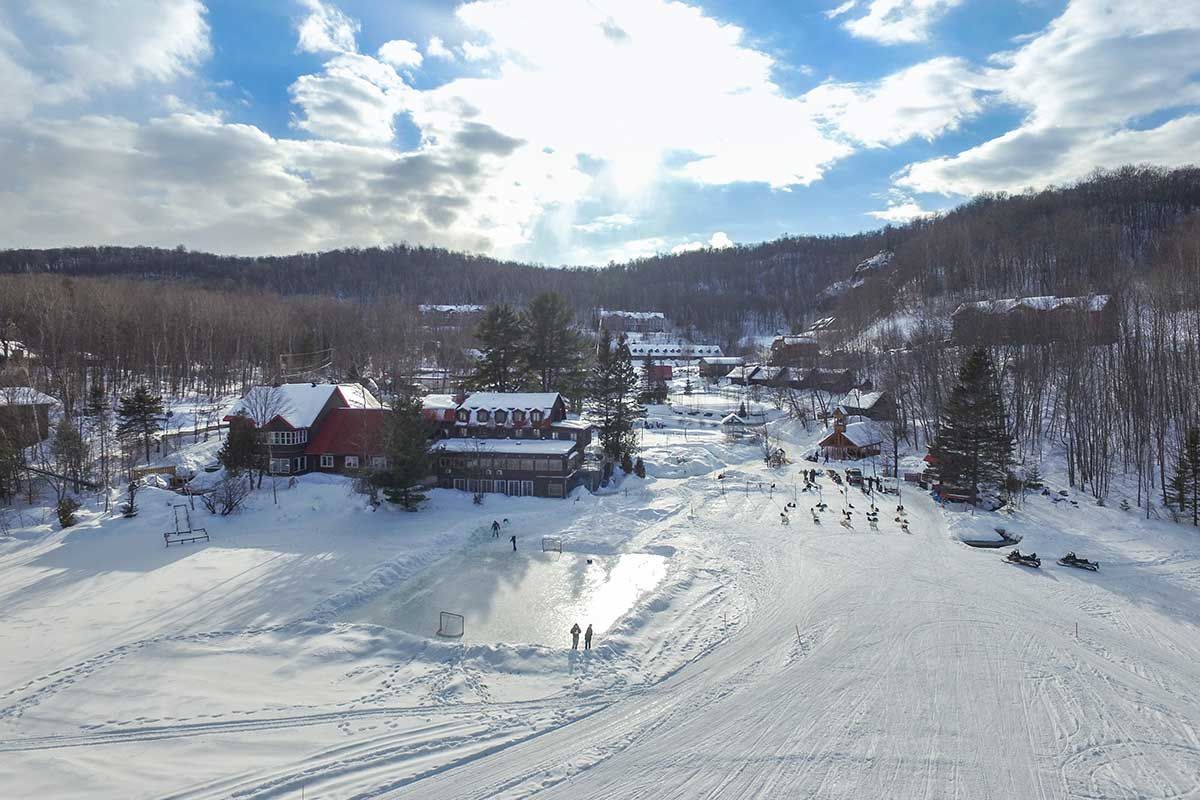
[1,408,1199,798]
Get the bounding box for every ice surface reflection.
[345,547,668,647]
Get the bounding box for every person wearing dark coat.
[584,624,593,650]
[492,520,500,537]
[570,622,581,650]
[510,534,517,551]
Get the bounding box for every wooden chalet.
[818,418,883,460]
[838,389,893,421]
[951,295,1116,345]
[224,383,382,475]
[699,356,744,379]
[769,334,819,366]
[433,392,593,498]
[0,386,58,448]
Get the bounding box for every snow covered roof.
[700,356,744,365]
[720,413,746,426]
[773,335,817,347]
[954,295,1110,316]
[553,418,594,430]
[842,420,884,447]
[224,383,380,428]
[600,309,665,320]
[840,390,882,410]
[462,392,561,411]
[0,386,58,406]
[418,304,486,313]
[624,342,723,357]
[434,438,579,455]
[422,394,459,411]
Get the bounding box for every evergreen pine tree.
[738,401,748,418]
[587,331,642,463]
[83,380,106,417]
[371,392,433,511]
[218,413,260,477]
[472,304,527,392]
[927,348,1013,499]
[116,385,165,464]
[1171,427,1200,525]
[520,292,588,401]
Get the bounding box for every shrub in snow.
[620,452,634,475]
[57,497,81,528]
[634,457,646,478]
[202,474,251,516]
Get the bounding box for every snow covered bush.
[56,497,81,528]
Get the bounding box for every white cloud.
[807,57,990,147]
[842,0,961,44]
[378,39,422,69]
[574,213,637,233]
[867,199,934,222]
[671,231,734,253]
[288,53,412,144]
[296,0,358,54]
[426,35,455,60]
[9,0,209,104]
[825,1,858,20]
[896,0,1200,196]
[461,41,492,61]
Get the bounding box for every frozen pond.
[345,545,668,647]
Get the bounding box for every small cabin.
[818,418,882,460]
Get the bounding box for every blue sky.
[1,0,1199,264]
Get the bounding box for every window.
[267,429,308,446]
[494,410,508,425]
[345,455,360,469]
[320,454,334,468]
[530,410,542,424]
[269,458,290,474]
[547,459,563,473]
[512,409,525,425]
[548,482,564,498]
[439,457,449,467]
[520,459,535,471]
[477,409,491,423]
[456,408,469,423]
[507,458,522,470]
[294,456,306,472]
[371,456,387,469]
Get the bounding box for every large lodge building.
[225,384,593,499]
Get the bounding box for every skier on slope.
[570,622,581,650]
[510,534,517,552]
[584,624,593,650]
[492,520,500,537]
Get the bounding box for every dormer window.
[530,410,543,424]
[477,409,491,423]
[512,409,525,425]
[494,410,508,425]
[456,408,469,423]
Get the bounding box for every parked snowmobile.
[1005,549,1041,568]
[1057,551,1099,571]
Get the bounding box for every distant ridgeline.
[2,165,1200,343]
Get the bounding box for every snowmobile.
[1057,552,1099,571]
[1005,549,1041,568]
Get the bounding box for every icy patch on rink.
[343,547,668,647]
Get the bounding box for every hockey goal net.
[541,536,563,553]
[436,611,465,638]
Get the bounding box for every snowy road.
[3,427,1200,798]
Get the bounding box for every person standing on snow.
[492,520,500,537]
[570,623,581,649]
[584,624,593,650]
[510,534,517,552]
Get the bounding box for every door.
[520,480,533,497]
[507,480,520,495]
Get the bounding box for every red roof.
[305,408,386,456]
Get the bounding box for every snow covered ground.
[2,407,1200,798]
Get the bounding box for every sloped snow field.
[2,409,1200,798]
